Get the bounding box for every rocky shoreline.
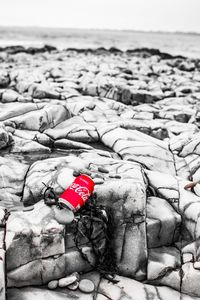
[1,45,200,299]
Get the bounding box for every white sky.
[0,0,200,32]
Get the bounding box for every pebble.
[58,273,78,287]
[79,169,92,176]
[67,281,79,290]
[79,279,95,293]
[98,166,109,173]
[73,170,81,177]
[93,177,104,184]
[109,174,121,179]
[90,173,104,179]
[53,206,74,225]
[48,280,58,290]
[23,205,34,212]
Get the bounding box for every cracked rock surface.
[1,45,200,299]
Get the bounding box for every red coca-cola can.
[58,174,95,212]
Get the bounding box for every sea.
[0,26,200,59]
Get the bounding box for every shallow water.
[0,26,200,58]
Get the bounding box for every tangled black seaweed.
[42,184,118,282]
[42,182,59,206]
[73,192,119,282]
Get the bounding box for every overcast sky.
[0,0,200,32]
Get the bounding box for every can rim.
[58,198,75,211]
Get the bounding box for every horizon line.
[0,24,200,35]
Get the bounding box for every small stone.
[98,167,109,174]
[109,174,121,179]
[73,170,81,177]
[67,281,79,290]
[79,169,92,176]
[58,273,78,287]
[23,205,34,212]
[48,280,58,290]
[53,206,74,225]
[93,178,104,185]
[79,279,95,293]
[90,173,104,179]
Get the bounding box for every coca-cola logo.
[69,183,90,201]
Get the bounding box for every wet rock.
[2,47,200,298]
[182,262,200,297]
[45,116,98,143]
[98,125,175,175]
[130,89,163,105]
[6,201,65,271]
[9,103,68,131]
[95,174,147,279]
[7,247,95,287]
[7,276,198,300]
[29,83,60,99]
[11,136,50,153]
[145,170,179,207]
[98,274,194,300]
[0,102,45,122]
[147,246,181,291]
[22,156,83,206]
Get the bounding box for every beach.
[0,38,200,299]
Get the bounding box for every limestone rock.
[0,157,29,211]
[6,201,65,271]
[147,196,181,248]
[2,90,23,103]
[97,125,176,175]
[147,246,181,291]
